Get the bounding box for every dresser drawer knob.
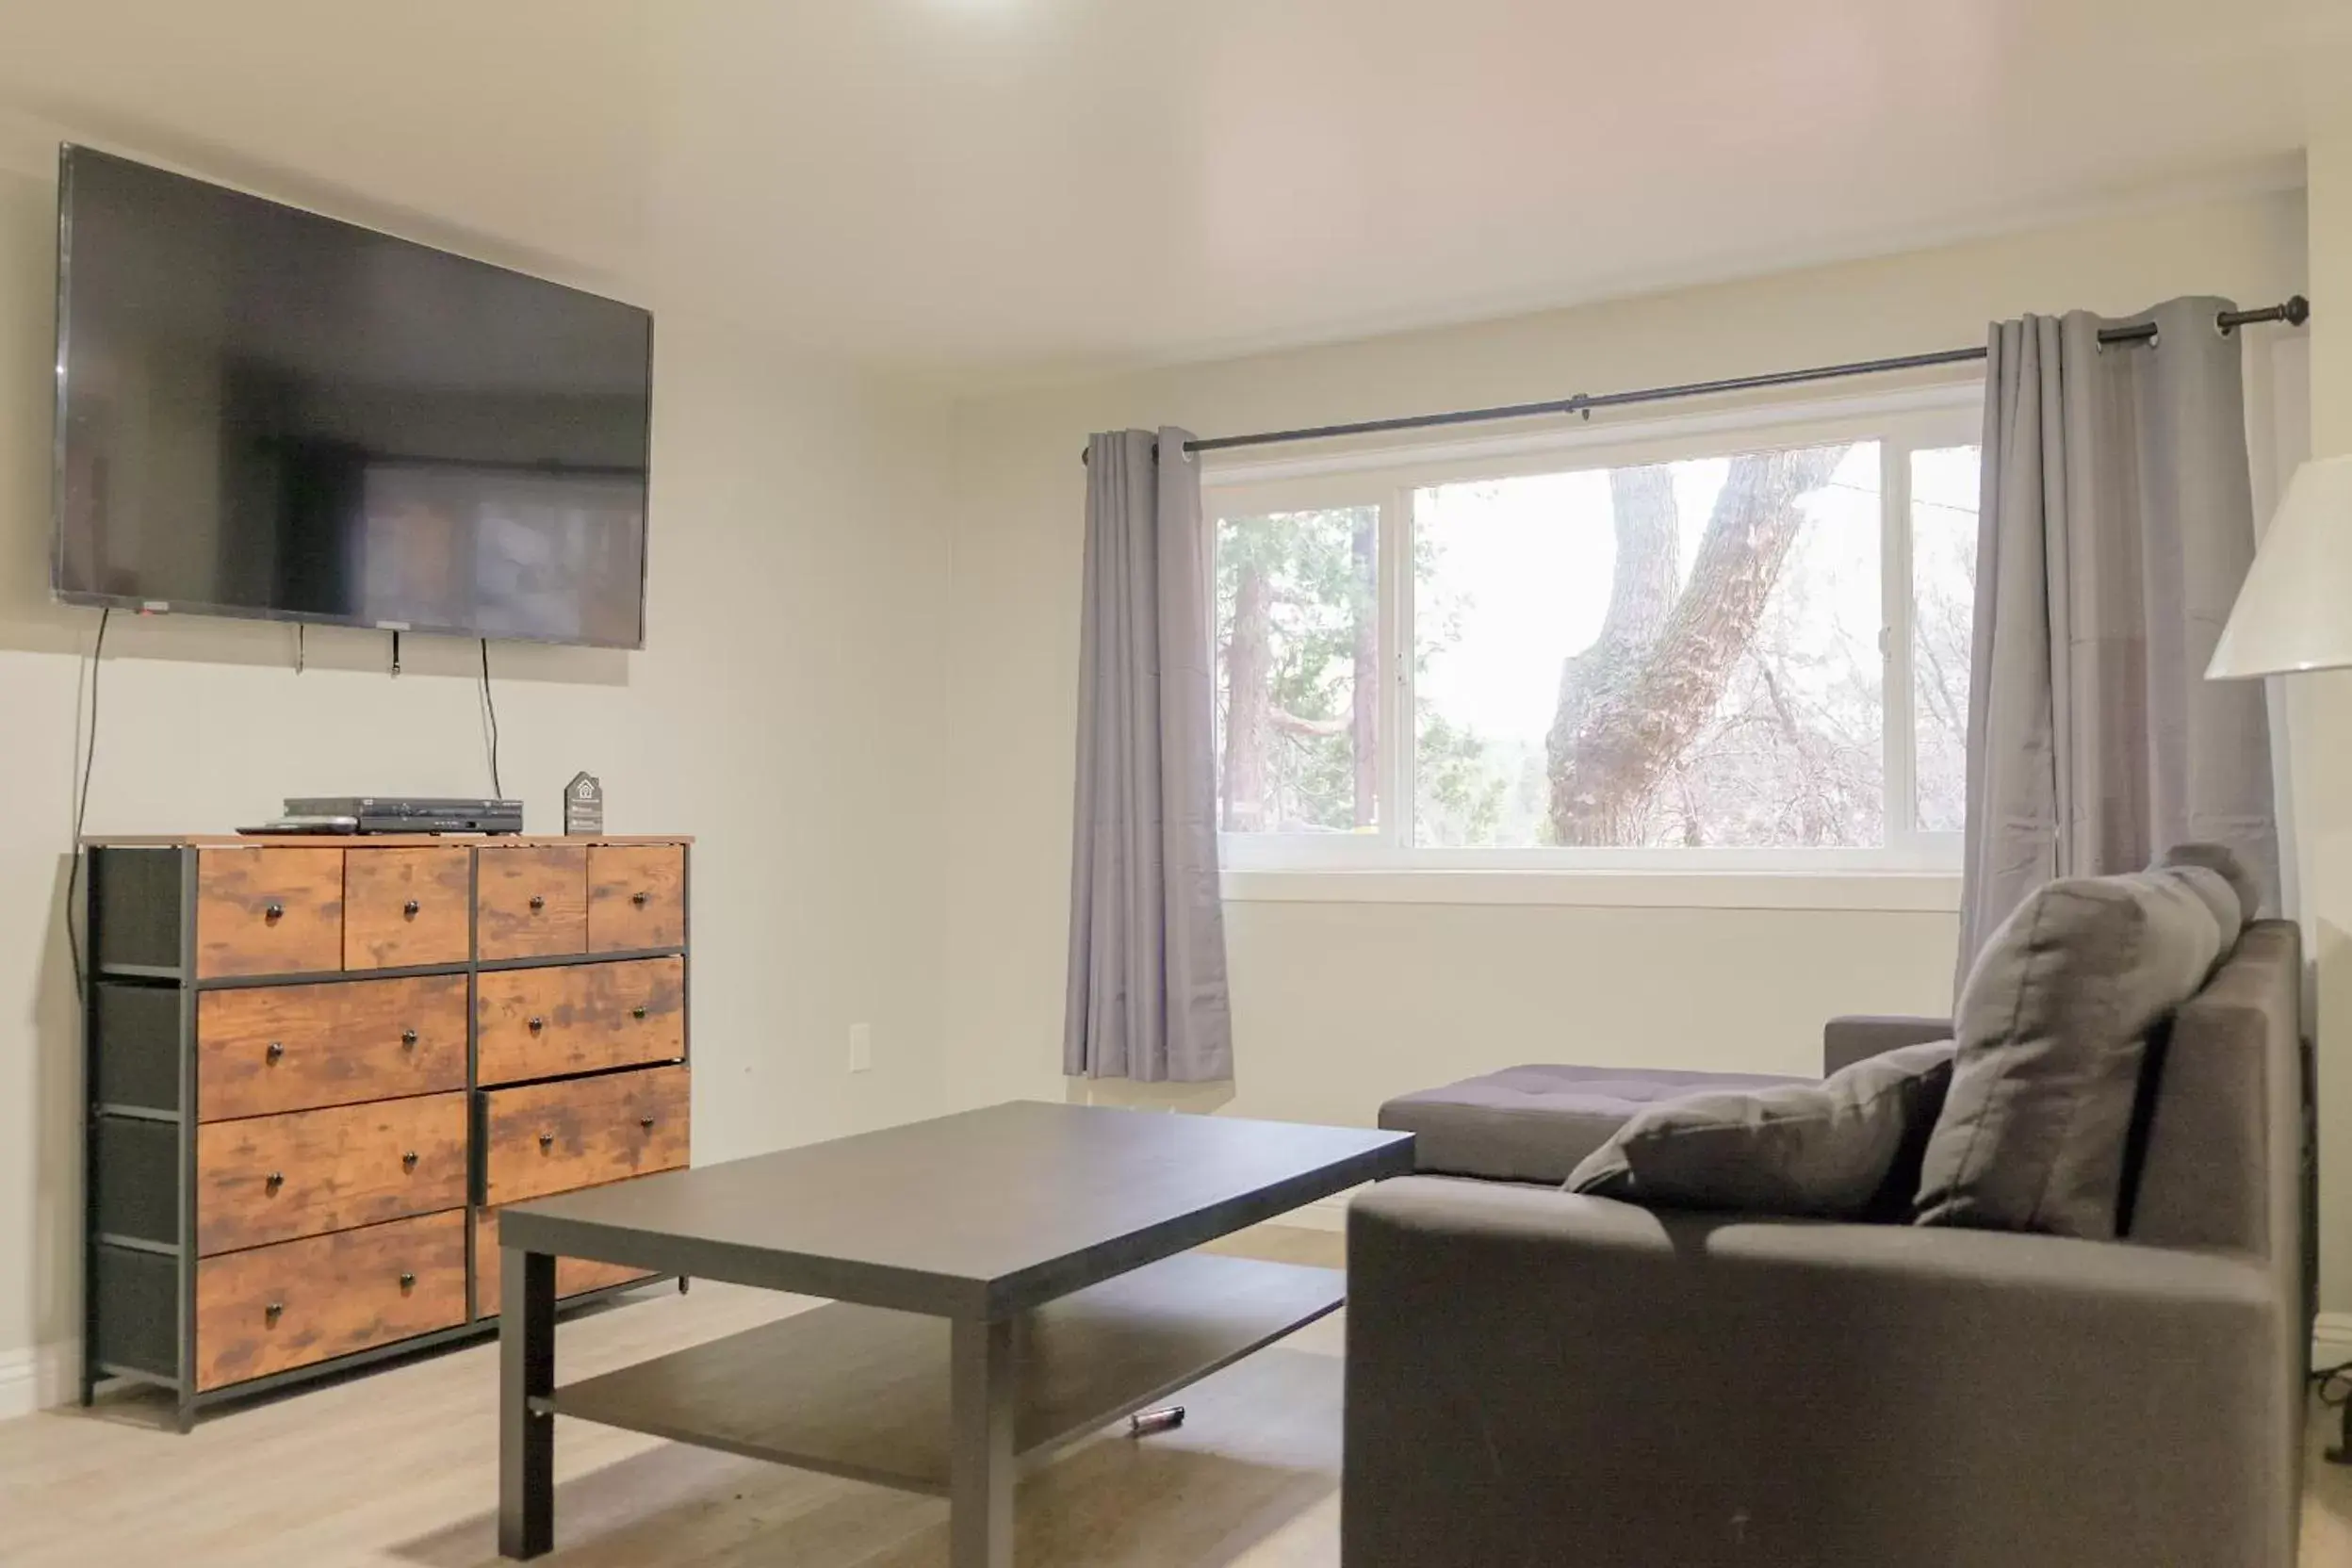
[401,1151,419,1169]
[631,1005,647,1021]
[398,1272,416,1292]
[528,1016,546,1034]
[402,899,420,919]
[264,1301,283,1323]
[538,1133,555,1150]
[401,1027,420,1048]
[264,1171,285,1193]
[639,1116,656,1131]
[263,902,285,923]
[631,890,650,907]
[265,1040,285,1063]
[529,894,546,911]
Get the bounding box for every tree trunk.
[1544,465,1681,841]
[1349,513,1378,828]
[1222,560,1273,831]
[1547,447,1847,844]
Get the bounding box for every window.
[1213,506,1381,834]
[1908,445,1981,834]
[1208,393,1982,872]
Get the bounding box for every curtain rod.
[1083,296,2311,463]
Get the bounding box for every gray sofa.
[1346,920,2304,1568]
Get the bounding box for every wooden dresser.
[80,834,692,1428]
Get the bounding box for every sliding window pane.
[1910,445,1980,834]
[1212,506,1380,834]
[1413,442,1883,847]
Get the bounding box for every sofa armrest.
[1344,1177,2292,1568]
[1821,1012,1952,1073]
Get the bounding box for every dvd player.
[284,796,524,835]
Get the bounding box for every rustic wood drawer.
[195,1209,466,1390]
[481,1065,691,1206]
[476,845,588,959]
[472,1205,654,1318]
[586,845,685,953]
[198,974,467,1121]
[195,848,344,979]
[196,1092,469,1254]
[343,847,471,970]
[476,957,685,1087]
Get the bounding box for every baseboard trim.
[0,1341,77,1422]
[1271,1192,1354,1234]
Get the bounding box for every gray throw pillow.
[2155,841,2260,929]
[1565,1041,1957,1219]
[1914,859,2239,1238]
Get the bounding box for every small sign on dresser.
[564,772,604,836]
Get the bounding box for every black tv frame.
[49,144,656,649]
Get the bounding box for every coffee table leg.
[498,1248,556,1559]
[949,1315,1015,1568]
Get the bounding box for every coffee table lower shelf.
[548,1251,1343,1496]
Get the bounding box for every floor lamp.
[2207,452,2352,1462]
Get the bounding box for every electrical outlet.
[848,1021,873,1073]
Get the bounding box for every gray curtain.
[1958,296,2280,972]
[1064,429,1234,1082]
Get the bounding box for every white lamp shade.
[2208,454,2352,678]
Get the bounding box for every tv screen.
[52,146,652,648]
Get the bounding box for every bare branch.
[1270,707,1351,740]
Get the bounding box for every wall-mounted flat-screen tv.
[52,145,653,648]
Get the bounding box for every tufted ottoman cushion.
[1377,1063,1807,1184]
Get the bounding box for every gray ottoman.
[1378,1063,1805,1184]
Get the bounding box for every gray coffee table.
[496,1100,1413,1565]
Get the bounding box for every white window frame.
[1204,381,1984,893]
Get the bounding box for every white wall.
[2296,113,2352,1335]
[0,157,959,1402]
[939,188,2312,1144]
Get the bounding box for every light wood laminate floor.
[2,1224,2347,1567]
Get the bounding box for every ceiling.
[0,0,2343,385]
